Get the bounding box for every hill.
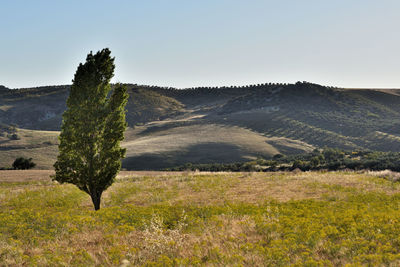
[0,85,183,130]
[1,82,400,169]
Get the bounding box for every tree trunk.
[90,192,101,211]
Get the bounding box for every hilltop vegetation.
[2,171,400,266]
[0,85,9,92]
[1,82,400,169]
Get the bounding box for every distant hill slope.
[0,85,184,130]
[125,88,184,126]
[0,128,59,169]
[210,82,400,151]
[1,81,400,169]
[0,85,9,92]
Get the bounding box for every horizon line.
[3,81,400,91]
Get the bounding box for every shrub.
[8,133,20,140]
[12,157,36,170]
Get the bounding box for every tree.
[310,156,320,168]
[53,48,128,210]
[12,157,36,170]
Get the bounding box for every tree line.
[167,148,400,172]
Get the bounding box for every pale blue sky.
[1,0,399,89]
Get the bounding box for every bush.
[12,157,36,170]
[8,133,20,140]
[168,149,400,172]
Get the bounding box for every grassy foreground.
[2,171,400,266]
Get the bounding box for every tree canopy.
[53,48,128,210]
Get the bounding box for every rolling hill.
[1,82,400,169]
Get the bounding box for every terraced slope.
[207,82,400,152]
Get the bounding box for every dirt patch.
[0,170,186,183]
[0,170,54,182]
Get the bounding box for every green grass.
[2,171,400,266]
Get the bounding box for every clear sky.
[1,0,399,89]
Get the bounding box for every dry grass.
[0,123,314,170]
[2,171,400,266]
[367,169,400,182]
[0,170,54,182]
[122,124,281,165]
[0,128,59,169]
[2,170,400,204]
[105,171,400,207]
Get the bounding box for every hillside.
[211,83,400,151]
[125,88,184,126]
[1,82,400,169]
[0,128,59,169]
[0,85,183,130]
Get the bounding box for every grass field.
[0,129,59,169]
[2,171,400,266]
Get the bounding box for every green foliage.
[169,148,400,173]
[12,157,36,170]
[53,49,128,210]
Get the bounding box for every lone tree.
[53,48,128,210]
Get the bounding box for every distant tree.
[323,148,344,162]
[310,157,320,168]
[292,160,303,170]
[12,157,36,170]
[9,133,20,140]
[265,160,278,170]
[53,48,128,210]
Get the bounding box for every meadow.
[2,170,400,266]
